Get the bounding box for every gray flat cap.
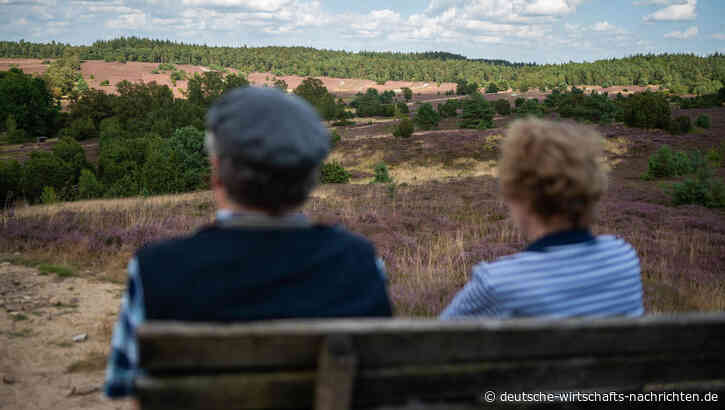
[206,87,330,169]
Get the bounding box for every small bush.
[669,115,692,135]
[669,162,725,208]
[485,83,499,94]
[494,99,512,116]
[332,119,355,126]
[695,115,711,129]
[38,264,74,278]
[438,99,459,118]
[330,130,341,146]
[414,103,440,130]
[40,186,58,204]
[643,145,694,179]
[515,97,526,108]
[320,161,351,184]
[618,92,670,130]
[158,63,176,71]
[151,69,160,74]
[372,162,393,184]
[100,80,110,86]
[393,118,415,138]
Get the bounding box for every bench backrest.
[136,313,725,409]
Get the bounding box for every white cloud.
[592,21,614,32]
[180,0,292,11]
[644,0,696,21]
[634,0,676,5]
[523,0,583,16]
[664,25,698,39]
[106,12,148,29]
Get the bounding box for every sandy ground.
[0,263,134,410]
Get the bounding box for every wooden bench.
[136,313,725,409]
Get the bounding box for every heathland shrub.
[100,80,110,86]
[21,151,73,203]
[0,159,21,204]
[460,94,495,129]
[617,92,670,130]
[695,114,711,129]
[515,97,526,108]
[77,169,104,199]
[514,98,544,117]
[494,99,511,116]
[330,129,341,146]
[669,160,725,208]
[414,103,440,130]
[372,162,393,184]
[320,161,350,184]
[438,99,459,118]
[393,118,415,138]
[669,115,692,135]
[643,145,695,179]
[40,186,58,204]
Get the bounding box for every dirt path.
[0,263,134,410]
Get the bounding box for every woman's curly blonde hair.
[499,118,608,227]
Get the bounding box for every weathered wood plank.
[315,335,357,410]
[138,314,725,372]
[136,351,725,410]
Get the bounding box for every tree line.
[2,37,725,94]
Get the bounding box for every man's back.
[137,223,392,321]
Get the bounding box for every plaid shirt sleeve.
[104,257,145,398]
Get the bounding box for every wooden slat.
[315,335,357,410]
[136,351,725,410]
[138,313,725,372]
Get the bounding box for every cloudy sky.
[2,0,723,63]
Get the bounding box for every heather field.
[2,108,724,316]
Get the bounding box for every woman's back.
[441,231,644,319]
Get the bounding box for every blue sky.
[1,0,724,63]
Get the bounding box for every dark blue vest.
[136,224,392,321]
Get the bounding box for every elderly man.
[104,87,392,399]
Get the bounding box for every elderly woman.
[105,87,392,399]
[442,118,643,319]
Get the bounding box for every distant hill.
[1,38,723,94]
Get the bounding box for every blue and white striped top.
[441,230,644,319]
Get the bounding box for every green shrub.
[158,63,176,71]
[414,103,440,130]
[460,94,495,129]
[643,145,695,179]
[40,186,58,204]
[494,99,511,116]
[515,99,544,117]
[618,92,670,130]
[695,114,711,129]
[393,118,415,138]
[669,115,692,135]
[396,102,410,115]
[21,151,73,203]
[402,87,413,101]
[78,169,104,199]
[38,264,74,278]
[669,162,725,208]
[332,119,355,126]
[0,159,22,204]
[372,162,393,184]
[320,161,351,184]
[515,97,526,108]
[330,130,341,146]
[66,116,98,141]
[485,83,499,94]
[100,80,110,86]
[438,99,459,118]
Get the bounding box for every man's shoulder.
[135,223,375,260]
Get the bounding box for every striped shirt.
[441,230,644,319]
